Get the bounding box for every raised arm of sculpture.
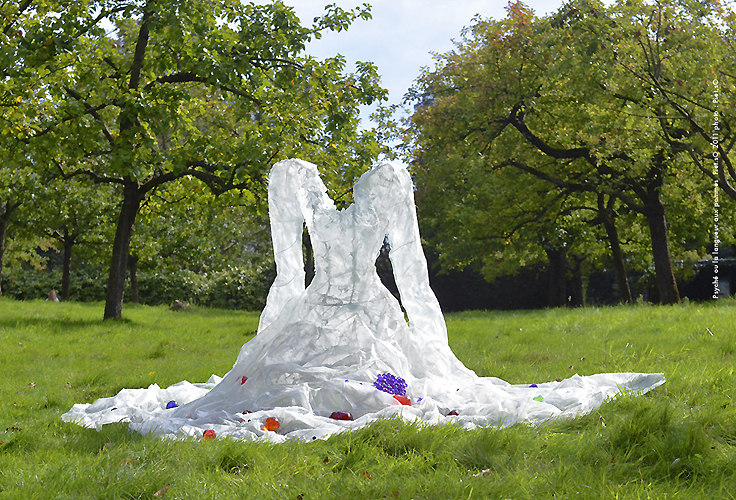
[384,163,449,345]
[257,160,307,333]
[258,159,335,332]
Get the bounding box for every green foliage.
[191,266,273,311]
[2,299,736,498]
[135,266,273,311]
[399,0,736,304]
[1,0,388,318]
[3,264,273,310]
[132,176,272,273]
[18,176,118,251]
[2,266,107,302]
[18,0,387,191]
[2,267,63,300]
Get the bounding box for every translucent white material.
[62,160,665,442]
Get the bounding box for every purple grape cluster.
[373,373,407,396]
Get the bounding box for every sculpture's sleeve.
[386,164,449,344]
[257,160,307,333]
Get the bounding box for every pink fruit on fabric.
[329,411,353,421]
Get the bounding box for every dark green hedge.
[2,265,274,311]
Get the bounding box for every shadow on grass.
[0,316,108,330]
[0,420,142,458]
[604,397,712,480]
[452,425,535,472]
[59,422,147,456]
[210,439,253,475]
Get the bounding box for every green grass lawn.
[1,297,735,499]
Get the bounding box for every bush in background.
[3,266,107,302]
[3,265,274,311]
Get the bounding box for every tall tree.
[1,0,115,295]
[0,199,20,296]
[19,176,117,301]
[0,155,43,296]
[402,0,725,304]
[16,1,385,318]
[411,149,610,307]
[602,0,736,202]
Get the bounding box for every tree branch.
[143,71,262,106]
[2,0,33,36]
[102,56,122,79]
[494,159,592,193]
[63,87,115,146]
[79,5,130,39]
[54,159,125,186]
[29,99,117,140]
[129,7,154,91]
[137,161,257,198]
[508,106,590,160]
[718,150,736,200]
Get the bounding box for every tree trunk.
[128,253,139,303]
[568,256,585,307]
[645,196,680,304]
[596,193,632,304]
[104,182,142,319]
[102,4,152,319]
[545,247,568,308]
[61,234,74,301]
[601,216,633,304]
[0,210,7,297]
[0,201,19,297]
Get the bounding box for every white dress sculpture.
[62,159,665,442]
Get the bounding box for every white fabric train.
[62,160,665,443]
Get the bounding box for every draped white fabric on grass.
[62,159,665,442]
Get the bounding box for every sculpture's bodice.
[307,200,388,301]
